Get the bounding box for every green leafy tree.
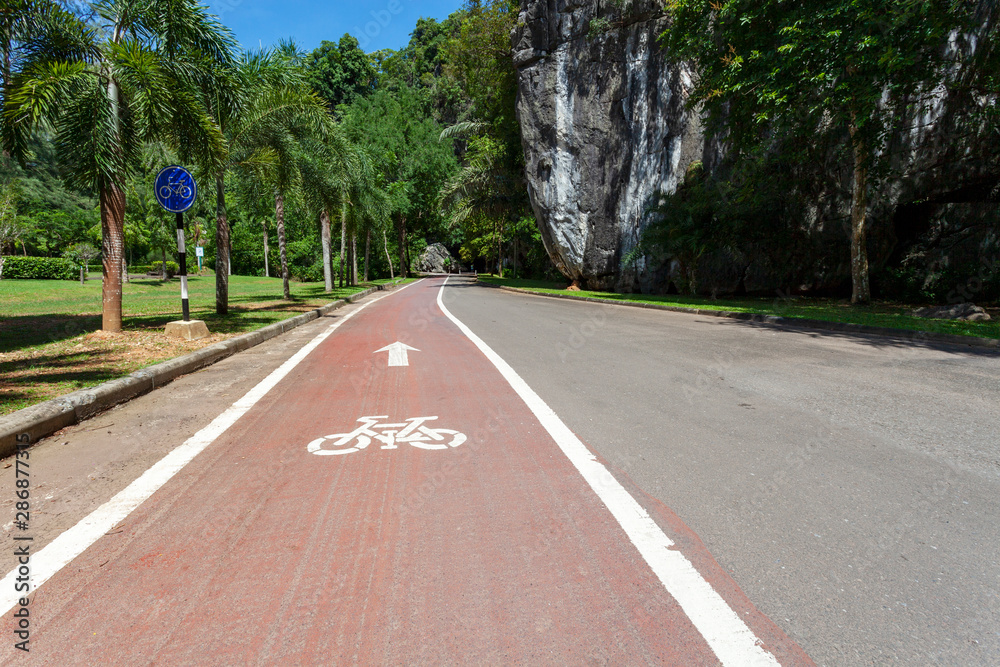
[4,0,235,330]
[0,179,24,279]
[62,240,98,282]
[663,0,971,303]
[304,34,376,111]
[340,85,458,278]
[439,0,531,276]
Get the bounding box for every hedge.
[0,256,76,280]
[130,261,181,277]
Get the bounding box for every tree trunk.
[346,233,354,286]
[80,266,85,285]
[397,215,407,278]
[496,221,505,278]
[275,192,290,300]
[215,172,230,315]
[161,248,167,281]
[848,121,871,305]
[351,233,358,286]
[364,229,371,283]
[99,184,126,333]
[383,229,394,279]
[1,44,9,161]
[339,205,347,289]
[321,209,333,292]
[262,222,270,278]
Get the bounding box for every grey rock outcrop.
[417,243,454,274]
[912,303,992,322]
[513,1,705,291]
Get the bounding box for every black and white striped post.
[176,212,190,322]
[156,165,207,340]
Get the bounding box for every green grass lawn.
[0,275,402,353]
[0,274,406,416]
[479,276,1000,340]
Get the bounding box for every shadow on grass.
[121,311,306,336]
[0,391,37,416]
[0,315,103,353]
[1,367,123,387]
[0,365,124,415]
[0,285,371,355]
[0,348,117,375]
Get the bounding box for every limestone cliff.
[513,0,704,291]
[514,1,999,295]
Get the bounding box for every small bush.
[0,256,76,280]
[293,261,325,283]
[146,261,180,278]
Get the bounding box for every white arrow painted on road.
[374,342,420,367]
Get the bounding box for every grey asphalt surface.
[442,277,1000,666]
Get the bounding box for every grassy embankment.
[479,276,1000,340]
[0,275,408,416]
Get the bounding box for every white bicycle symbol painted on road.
[307,416,467,456]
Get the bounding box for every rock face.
[513,1,998,295]
[417,243,454,274]
[513,1,705,291]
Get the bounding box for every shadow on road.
[706,315,1000,358]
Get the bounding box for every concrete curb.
[479,282,1000,352]
[0,280,404,458]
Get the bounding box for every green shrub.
[293,261,325,283]
[0,256,76,280]
[146,261,180,278]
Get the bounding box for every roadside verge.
[480,282,1000,352]
[0,281,402,458]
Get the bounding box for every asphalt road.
[443,278,1000,666]
[1,278,811,665]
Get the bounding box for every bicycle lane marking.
[0,280,422,618]
[436,277,785,666]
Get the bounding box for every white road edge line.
[437,277,780,667]
[0,280,421,616]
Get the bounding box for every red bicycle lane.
[4,277,810,665]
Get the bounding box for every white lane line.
[0,281,420,616]
[436,278,779,667]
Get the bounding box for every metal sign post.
[155,166,208,340]
[176,212,190,321]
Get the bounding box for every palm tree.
[1,1,73,104]
[201,47,324,313]
[4,0,234,332]
[224,44,342,300]
[296,130,362,292]
[341,155,391,285]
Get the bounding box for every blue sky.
[206,0,466,54]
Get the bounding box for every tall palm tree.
[4,0,234,331]
[341,155,391,286]
[224,44,343,300]
[1,1,77,104]
[201,47,321,313]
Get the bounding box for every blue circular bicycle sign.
[154,166,198,213]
